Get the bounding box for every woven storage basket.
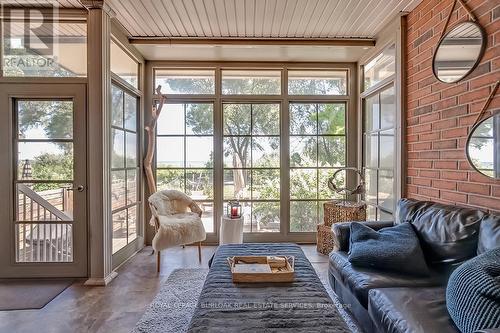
[317,224,335,255]
[323,200,367,227]
[317,201,367,254]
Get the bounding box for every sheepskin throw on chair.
[148,190,206,271]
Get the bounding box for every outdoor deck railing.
[16,184,73,262]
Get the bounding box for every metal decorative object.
[318,167,367,255]
[327,167,365,197]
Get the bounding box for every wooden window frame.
[147,62,357,244]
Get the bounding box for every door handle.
[66,185,85,192]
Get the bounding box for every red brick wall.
[406,0,500,212]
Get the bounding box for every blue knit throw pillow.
[446,248,500,333]
[348,222,430,276]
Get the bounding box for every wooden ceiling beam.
[129,37,375,47]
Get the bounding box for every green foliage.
[156,169,183,191]
[318,104,345,135]
[186,104,213,135]
[159,78,214,95]
[18,101,73,141]
[30,153,73,191]
[290,201,318,232]
[186,170,212,199]
[288,77,346,95]
[252,202,280,230]
[16,100,74,190]
[222,77,280,95]
[159,75,347,230]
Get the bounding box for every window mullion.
[183,103,187,193]
[250,104,253,232]
[280,90,289,237]
[214,68,223,238]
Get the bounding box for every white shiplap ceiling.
[2,0,422,38]
[109,0,422,38]
[2,0,422,61]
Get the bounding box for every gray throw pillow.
[348,222,430,276]
[446,248,500,333]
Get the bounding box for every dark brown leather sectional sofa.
[328,198,500,333]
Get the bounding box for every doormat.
[0,278,73,311]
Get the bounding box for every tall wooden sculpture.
[144,86,166,195]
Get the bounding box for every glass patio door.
[0,83,87,278]
[362,85,397,220]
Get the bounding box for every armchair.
[149,190,206,272]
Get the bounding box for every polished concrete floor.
[0,244,329,333]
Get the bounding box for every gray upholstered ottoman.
[187,243,350,332]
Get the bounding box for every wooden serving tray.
[227,255,295,283]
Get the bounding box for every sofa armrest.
[332,220,394,251]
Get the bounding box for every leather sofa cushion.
[396,198,484,266]
[329,251,443,308]
[477,215,500,254]
[368,287,458,333]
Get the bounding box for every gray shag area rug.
[133,268,361,333]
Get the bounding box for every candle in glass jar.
[231,206,238,217]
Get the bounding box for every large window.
[289,103,346,231]
[156,103,214,233]
[110,85,139,254]
[153,66,352,241]
[223,103,281,233]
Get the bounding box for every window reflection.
[3,20,87,77]
[364,44,395,90]
[289,103,346,232]
[156,103,215,233]
[362,84,396,219]
[111,85,139,253]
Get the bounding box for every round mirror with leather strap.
[432,0,487,84]
[466,81,500,179]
